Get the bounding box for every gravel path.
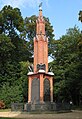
[0,110,82,119]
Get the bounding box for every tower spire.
[39,2,43,17]
[34,4,48,73]
[39,2,42,10]
[36,2,45,35]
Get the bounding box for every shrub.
[0,100,5,109]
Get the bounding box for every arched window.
[31,78,40,103]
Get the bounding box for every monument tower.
[11,4,71,112]
[28,4,54,105]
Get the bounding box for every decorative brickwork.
[28,7,54,104]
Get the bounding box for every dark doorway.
[31,78,40,103]
[44,78,50,102]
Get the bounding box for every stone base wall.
[25,102,56,112]
[11,102,71,112]
[11,103,24,111]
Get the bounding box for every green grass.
[0,117,13,119]
[0,109,11,112]
[0,117,20,119]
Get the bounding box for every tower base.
[25,102,56,112]
[28,71,54,103]
[11,102,71,112]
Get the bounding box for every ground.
[0,110,82,119]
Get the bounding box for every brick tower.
[28,5,54,104]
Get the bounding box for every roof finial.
[39,2,42,10]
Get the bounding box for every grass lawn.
[0,109,11,112]
[0,117,18,119]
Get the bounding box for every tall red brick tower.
[28,5,54,104]
[34,7,48,73]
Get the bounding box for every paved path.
[0,110,82,119]
[0,111,21,118]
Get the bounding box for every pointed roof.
[39,2,43,17]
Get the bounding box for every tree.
[52,26,82,105]
[0,6,28,107]
[19,61,31,102]
[0,83,23,108]
[0,5,33,62]
[79,11,82,22]
[0,5,24,36]
[0,34,15,64]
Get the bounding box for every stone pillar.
[34,38,38,73]
[50,77,53,102]
[39,74,44,102]
[28,76,32,103]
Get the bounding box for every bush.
[0,100,5,109]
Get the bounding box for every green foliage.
[0,83,23,108]
[0,61,22,108]
[0,34,15,63]
[54,80,71,102]
[0,5,24,36]
[0,5,30,107]
[79,11,82,22]
[0,61,29,107]
[52,26,82,105]
[19,61,30,102]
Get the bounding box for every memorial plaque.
[31,78,40,103]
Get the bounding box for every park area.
[0,110,82,119]
[0,1,82,119]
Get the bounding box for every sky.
[0,0,82,39]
